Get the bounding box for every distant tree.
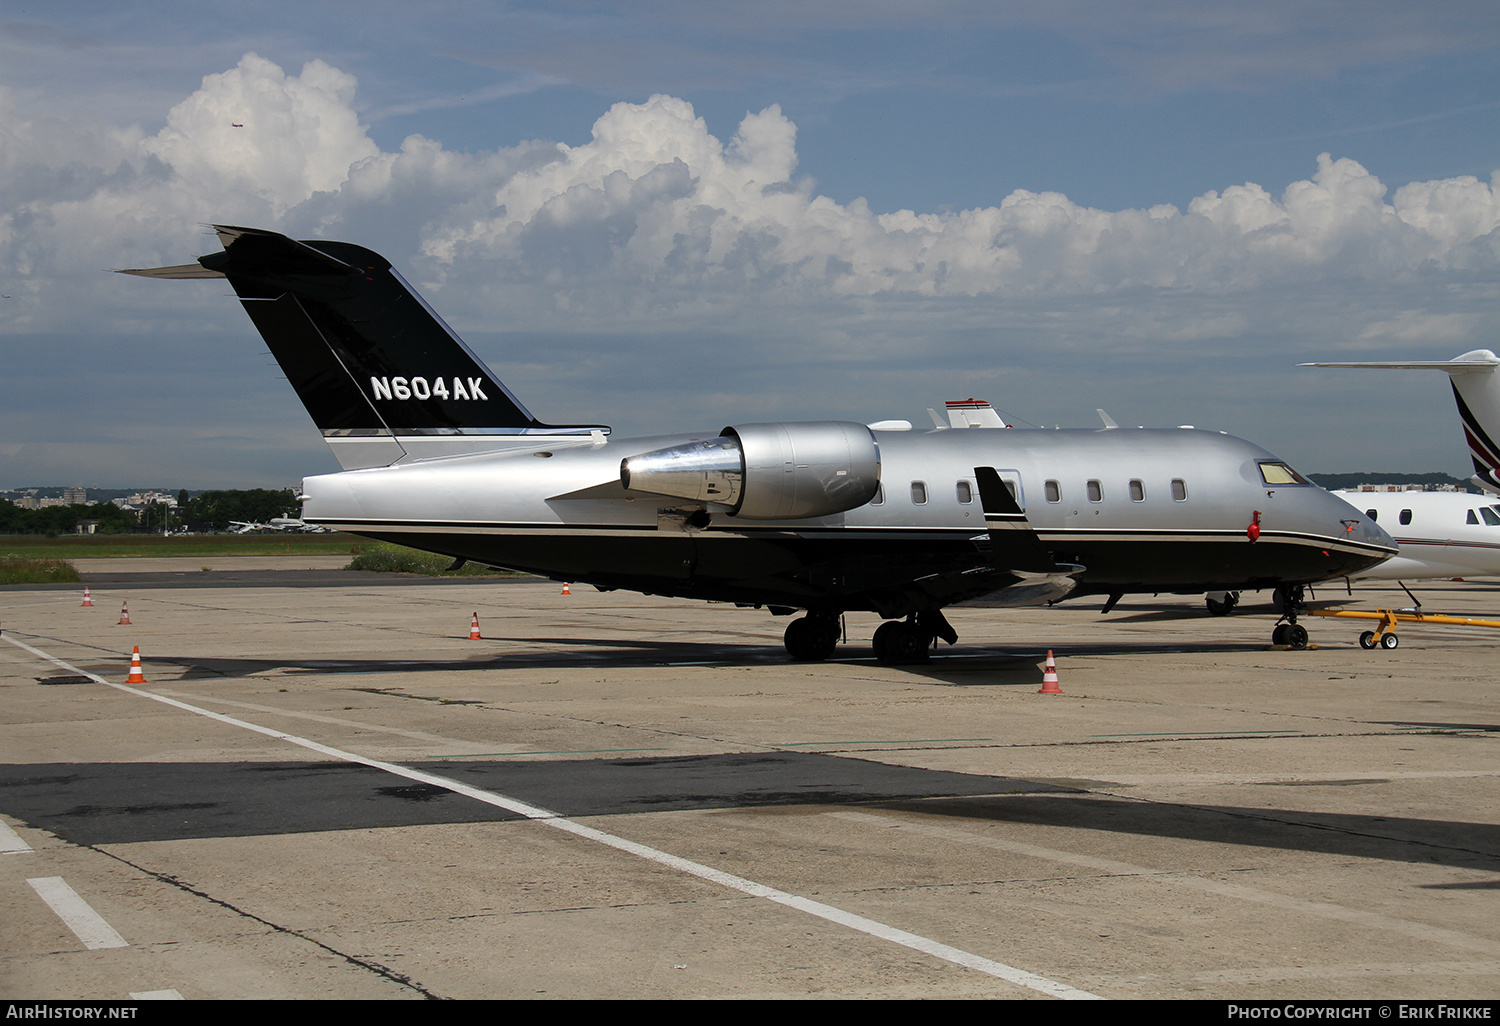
[0,501,133,536]
[181,488,299,530]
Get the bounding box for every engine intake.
[620,421,881,520]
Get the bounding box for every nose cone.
[1319,490,1398,578]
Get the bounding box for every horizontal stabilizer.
[117,263,225,279]
[1303,350,1500,495]
[1300,350,1500,374]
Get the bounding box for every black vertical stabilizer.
[194,225,543,435]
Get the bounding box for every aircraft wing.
[850,467,1081,615]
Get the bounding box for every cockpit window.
[1468,509,1480,525]
[1258,461,1309,486]
[1483,507,1500,527]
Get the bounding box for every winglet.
[974,467,1058,574]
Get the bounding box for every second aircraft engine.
[619,421,881,520]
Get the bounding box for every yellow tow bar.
[1308,607,1500,649]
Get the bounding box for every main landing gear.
[1271,584,1310,649]
[1205,591,1240,616]
[783,612,841,662]
[872,619,932,663]
[782,609,959,664]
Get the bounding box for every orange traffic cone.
[469,613,482,640]
[561,582,572,596]
[1038,650,1062,694]
[117,601,132,626]
[81,587,93,607]
[126,646,146,684]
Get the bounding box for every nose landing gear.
[1271,584,1310,649]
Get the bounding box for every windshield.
[1258,461,1310,486]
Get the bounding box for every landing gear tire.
[1272,585,1309,649]
[1206,591,1240,616]
[1359,631,1377,649]
[1380,633,1399,650]
[784,616,839,662]
[872,620,932,664]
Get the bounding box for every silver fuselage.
[302,424,1395,615]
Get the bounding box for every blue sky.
[3,1,1499,487]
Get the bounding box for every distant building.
[62,486,87,505]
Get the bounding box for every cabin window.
[1045,480,1061,503]
[1365,509,1377,521]
[956,481,973,504]
[1484,507,1500,527]
[1171,479,1188,501]
[1400,509,1412,525]
[911,481,927,505]
[1129,479,1145,502]
[1087,480,1103,502]
[870,483,884,505]
[1468,509,1479,525]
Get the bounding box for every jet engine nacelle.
[619,421,881,519]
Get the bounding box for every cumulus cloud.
[2,52,1498,484]
[2,51,1497,330]
[143,54,378,213]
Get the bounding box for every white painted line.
[130,990,183,1000]
[4,631,1101,999]
[830,810,1500,958]
[0,820,33,854]
[28,876,128,950]
[155,689,524,754]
